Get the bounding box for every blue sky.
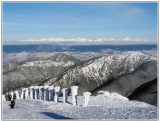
[2,2,158,44]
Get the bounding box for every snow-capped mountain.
[43,52,157,106]
[3,53,81,93]
[45,52,156,91]
[92,61,157,106]
[3,51,157,106]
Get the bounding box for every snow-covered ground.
[2,95,157,120]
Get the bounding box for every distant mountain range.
[3,44,157,53]
[3,44,157,64]
[3,51,157,106]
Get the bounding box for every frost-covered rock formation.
[44,86,49,101]
[83,92,91,106]
[34,86,39,99]
[48,86,54,101]
[39,86,44,100]
[28,87,32,99]
[62,88,69,103]
[71,86,79,105]
[54,86,60,103]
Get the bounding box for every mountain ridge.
[3,51,157,106]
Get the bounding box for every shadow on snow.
[41,112,73,119]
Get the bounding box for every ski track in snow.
[2,96,157,120]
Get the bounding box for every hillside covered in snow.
[3,51,157,106]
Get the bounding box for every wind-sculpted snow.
[47,52,156,94]
[92,92,129,106]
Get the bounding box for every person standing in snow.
[10,93,16,109]
[10,99,15,109]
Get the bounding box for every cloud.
[94,38,115,42]
[100,48,121,54]
[15,37,156,45]
[3,51,30,63]
[20,38,93,43]
[3,37,157,45]
[122,37,145,41]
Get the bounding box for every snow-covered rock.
[2,95,6,101]
[48,86,54,101]
[103,91,110,97]
[97,91,104,95]
[44,85,49,101]
[110,92,120,97]
[29,86,34,99]
[38,86,44,100]
[14,91,20,99]
[61,88,69,103]
[110,92,129,101]
[71,86,79,105]
[54,86,60,103]
[83,92,91,106]
[34,86,39,99]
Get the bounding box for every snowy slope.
[3,53,81,93]
[2,95,157,120]
[46,52,156,94]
